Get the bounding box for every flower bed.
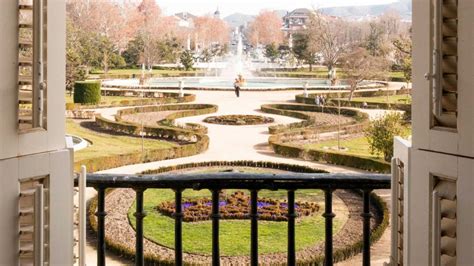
[156,191,318,222]
[203,115,274,125]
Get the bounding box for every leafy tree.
[292,33,317,71]
[200,48,213,63]
[365,113,409,162]
[264,43,280,63]
[66,19,87,94]
[180,50,194,70]
[122,36,144,67]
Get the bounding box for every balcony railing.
[77,172,390,266]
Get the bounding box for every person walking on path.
[234,78,240,97]
[234,74,245,98]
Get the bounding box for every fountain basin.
[102,77,386,91]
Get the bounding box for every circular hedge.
[74,81,101,104]
[203,115,274,125]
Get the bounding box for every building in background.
[282,8,313,33]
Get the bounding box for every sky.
[157,0,399,17]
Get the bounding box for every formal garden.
[63,1,414,264]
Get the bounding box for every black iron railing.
[80,172,390,266]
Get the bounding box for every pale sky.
[157,0,399,17]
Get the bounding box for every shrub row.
[270,139,390,173]
[335,99,411,113]
[141,160,328,174]
[294,87,411,104]
[261,103,389,172]
[115,104,217,133]
[74,115,209,172]
[261,103,369,134]
[116,104,217,120]
[67,92,195,110]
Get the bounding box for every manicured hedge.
[294,87,409,104]
[74,81,101,104]
[142,160,328,174]
[115,104,217,133]
[74,115,209,172]
[261,103,369,134]
[268,133,390,173]
[68,92,196,110]
[116,104,217,121]
[261,103,389,173]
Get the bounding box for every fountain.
[218,33,252,80]
[102,32,385,91]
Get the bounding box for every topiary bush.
[74,81,101,104]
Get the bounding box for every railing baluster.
[95,187,107,266]
[212,190,221,266]
[250,190,259,266]
[362,190,373,266]
[134,188,146,266]
[287,190,296,265]
[174,189,183,266]
[323,189,335,266]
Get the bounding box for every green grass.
[350,94,412,104]
[66,120,177,163]
[128,188,345,256]
[303,136,381,160]
[90,68,204,75]
[261,68,405,80]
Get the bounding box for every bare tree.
[306,11,351,78]
[247,10,284,46]
[194,16,230,50]
[341,47,390,100]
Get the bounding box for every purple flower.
[182,202,195,209]
[257,202,272,208]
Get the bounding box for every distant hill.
[224,10,288,29]
[223,0,412,29]
[320,0,412,20]
[224,13,255,29]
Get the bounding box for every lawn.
[90,68,204,75]
[303,136,382,160]
[350,94,412,104]
[260,68,406,80]
[66,119,177,163]
[128,188,346,256]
